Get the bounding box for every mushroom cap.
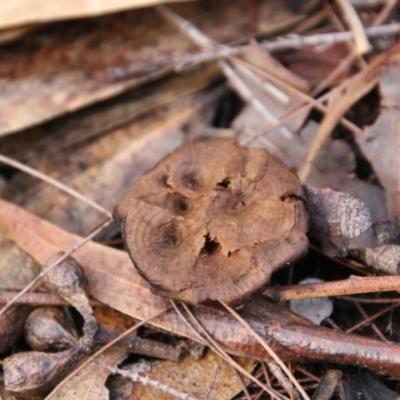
[114,138,309,305]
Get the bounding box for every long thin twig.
[175,22,400,68]
[0,218,113,316]
[220,301,310,400]
[0,154,112,218]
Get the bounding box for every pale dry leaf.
[356,61,400,218]
[129,351,255,400]
[46,347,126,400]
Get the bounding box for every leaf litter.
[1,1,400,399]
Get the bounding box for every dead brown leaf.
[46,347,126,400]
[356,60,400,218]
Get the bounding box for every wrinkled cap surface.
[114,138,309,305]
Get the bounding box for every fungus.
[114,138,309,305]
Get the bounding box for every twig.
[156,5,294,139]
[263,275,400,302]
[0,219,113,316]
[96,362,198,400]
[0,154,112,218]
[346,303,400,333]
[353,302,387,341]
[175,22,400,68]
[220,301,310,400]
[335,0,372,54]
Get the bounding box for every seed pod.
[3,345,85,397]
[114,138,309,305]
[0,305,31,354]
[41,253,97,348]
[24,307,79,352]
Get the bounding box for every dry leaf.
[129,351,255,400]
[46,348,126,400]
[0,0,190,30]
[356,61,400,218]
[0,0,300,136]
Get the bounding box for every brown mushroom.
[114,138,309,305]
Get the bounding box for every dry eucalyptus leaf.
[0,0,188,29]
[289,278,333,325]
[304,186,372,256]
[45,347,126,400]
[129,351,256,400]
[356,61,400,218]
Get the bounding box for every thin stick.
[220,301,310,400]
[45,306,171,399]
[0,154,112,218]
[336,0,372,54]
[346,303,400,333]
[353,302,387,341]
[0,218,113,316]
[179,303,286,400]
[204,365,219,400]
[156,5,294,139]
[96,362,197,400]
[175,22,400,68]
[263,275,400,302]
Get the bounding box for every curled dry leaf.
[304,185,372,257]
[114,138,309,304]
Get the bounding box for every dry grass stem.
[179,303,287,400]
[346,303,400,333]
[0,154,112,218]
[157,5,295,139]
[220,301,310,400]
[353,302,387,341]
[335,0,372,54]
